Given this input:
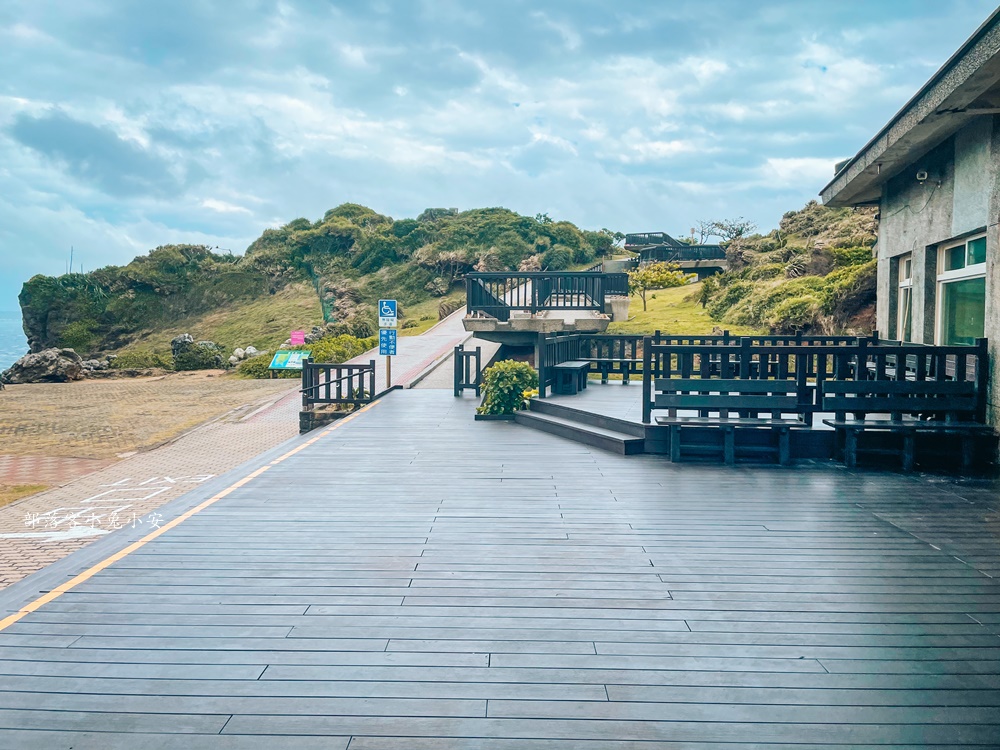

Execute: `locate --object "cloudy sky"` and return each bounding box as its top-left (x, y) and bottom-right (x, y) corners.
top-left (1, 0), bottom-right (996, 311)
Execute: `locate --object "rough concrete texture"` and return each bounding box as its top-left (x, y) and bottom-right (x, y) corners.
top-left (875, 115), bottom-right (998, 428)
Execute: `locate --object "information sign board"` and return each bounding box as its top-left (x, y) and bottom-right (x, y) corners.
top-left (269, 350), bottom-right (311, 370)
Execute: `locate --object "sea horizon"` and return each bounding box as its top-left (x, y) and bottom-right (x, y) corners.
top-left (0, 310), bottom-right (28, 371)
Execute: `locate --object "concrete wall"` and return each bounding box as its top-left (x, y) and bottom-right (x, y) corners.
top-left (876, 114), bottom-right (998, 425)
top-left (986, 117), bottom-right (1000, 429)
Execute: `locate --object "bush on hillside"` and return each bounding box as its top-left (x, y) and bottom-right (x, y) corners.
top-left (701, 202), bottom-right (878, 334)
top-left (110, 350), bottom-right (174, 370)
top-left (174, 341), bottom-right (226, 371)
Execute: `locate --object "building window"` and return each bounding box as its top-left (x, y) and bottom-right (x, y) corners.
top-left (897, 255), bottom-right (912, 341)
top-left (937, 235), bottom-right (986, 345)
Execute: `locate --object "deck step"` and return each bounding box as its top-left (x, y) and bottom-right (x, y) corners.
top-left (514, 411), bottom-right (645, 455)
top-left (527, 399), bottom-right (646, 437)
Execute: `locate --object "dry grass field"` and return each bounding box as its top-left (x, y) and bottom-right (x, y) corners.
top-left (0, 371), bottom-right (295, 460)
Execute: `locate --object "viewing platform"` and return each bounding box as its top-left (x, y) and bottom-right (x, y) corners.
top-left (462, 271), bottom-right (629, 345)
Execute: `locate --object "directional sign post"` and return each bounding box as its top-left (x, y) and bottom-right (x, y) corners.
top-left (378, 300), bottom-right (398, 389)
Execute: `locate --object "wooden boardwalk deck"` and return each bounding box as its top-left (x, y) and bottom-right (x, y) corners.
top-left (0, 389), bottom-right (999, 747)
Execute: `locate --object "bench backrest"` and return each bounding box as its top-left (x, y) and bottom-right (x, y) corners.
top-left (820, 380), bottom-right (978, 420)
top-left (654, 378), bottom-right (806, 418)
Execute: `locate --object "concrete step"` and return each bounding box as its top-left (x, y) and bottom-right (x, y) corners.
top-left (527, 399), bottom-right (646, 437)
top-left (514, 411), bottom-right (645, 455)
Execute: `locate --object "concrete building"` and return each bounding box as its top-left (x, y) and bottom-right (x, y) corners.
top-left (820, 8), bottom-right (1000, 425)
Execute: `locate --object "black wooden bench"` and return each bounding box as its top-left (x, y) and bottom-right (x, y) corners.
top-left (592, 358), bottom-right (642, 384)
top-left (820, 380), bottom-right (993, 470)
top-left (551, 360), bottom-right (591, 395)
top-left (652, 379), bottom-right (810, 465)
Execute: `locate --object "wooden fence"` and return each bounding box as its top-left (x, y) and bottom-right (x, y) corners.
top-left (640, 337), bottom-right (988, 424)
top-left (300, 359), bottom-right (377, 410)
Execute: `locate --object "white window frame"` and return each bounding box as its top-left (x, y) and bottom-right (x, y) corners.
top-left (935, 234), bottom-right (986, 345)
top-left (897, 254), bottom-right (912, 342)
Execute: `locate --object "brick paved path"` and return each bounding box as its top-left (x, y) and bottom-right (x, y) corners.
top-left (0, 456), bottom-right (115, 486)
top-left (0, 386), bottom-right (301, 588)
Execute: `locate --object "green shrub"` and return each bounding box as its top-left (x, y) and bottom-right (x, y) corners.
top-left (174, 341), bottom-right (225, 370)
top-left (110, 350), bottom-right (174, 369)
top-left (59, 319), bottom-right (100, 353)
top-left (707, 280), bottom-right (754, 319)
top-left (477, 360), bottom-right (539, 415)
top-left (765, 295), bottom-right (823, 332)
top-left (831, 246), bottom-right (873, 267)
top-left (297, 334), bottom-right (377, 364)
top-left (541, 245), bottom-right (573, 271)
top-left (237, 356), bottom-right (297, 379)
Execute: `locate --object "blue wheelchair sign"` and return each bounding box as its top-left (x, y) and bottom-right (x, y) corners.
top-left (379, 328), bottom-right (397, 356)
top-left (378, 299), bottom-right (397, 328)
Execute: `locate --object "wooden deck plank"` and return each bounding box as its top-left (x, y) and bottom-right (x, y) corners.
top-left (0, 389), bottom-right (997, 745)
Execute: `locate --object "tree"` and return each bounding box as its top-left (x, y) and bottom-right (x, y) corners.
top-left (694, 220), bottom-right (715, 243)
top-left (699, 217), bottom-right (758, 243)
top-left (627, 262), bottom-right (693, 311)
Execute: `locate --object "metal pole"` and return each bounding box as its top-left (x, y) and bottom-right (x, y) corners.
top-left (386, 355), bottom-right (391, 390)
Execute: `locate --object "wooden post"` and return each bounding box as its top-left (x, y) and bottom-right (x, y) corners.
top-left (474, 346), bottom-right (482, 397)
top-left (642, 336), bottom-right (652, 424)
top-left (301, 358), bottom-right (313, 411)
top-left (536, 332), bottom-right (546, 399)
top-left (975, 338), bottom-right (989, 423)
top-left (453, 344), bottom-right (463, 397)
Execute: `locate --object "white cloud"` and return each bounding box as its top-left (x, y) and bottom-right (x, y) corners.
top-left (2, 0), bottom-right (995, 313)
top-left (760, 157), bottom-right (838, 187)
top-left (201, 198), bottom-right (252, 215)
top-left (531, 12), bottom-right (582, 51)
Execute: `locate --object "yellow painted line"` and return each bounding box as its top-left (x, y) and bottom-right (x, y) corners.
top-left (0, 399), bottom-right (381, 633)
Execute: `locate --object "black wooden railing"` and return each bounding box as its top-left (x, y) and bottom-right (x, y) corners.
top-left (536, 331), bottom-right (887, 397)
top-left (640, 337), bottom-right (989, 424)
top-left (625, 232), bottom-right (680, 248)
top-left (640, 246), bottom-right (727, 263)
top-left (301, 359), bottom-right (377, 409)
top-left (454, 344), bottom-right (482, 397)
top-left (466, 272), bottom-right (628, 321)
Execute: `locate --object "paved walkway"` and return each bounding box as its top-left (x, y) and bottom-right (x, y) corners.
top-left (0, 389), bottom-right (998, 746)
top-left (349, 308), bottom-right (473, 390)
top-left (0, 387), bottom-right (302, 588)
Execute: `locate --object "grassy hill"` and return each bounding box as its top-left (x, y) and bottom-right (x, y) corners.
top-left (697, 201), bottom-right (878, 335)
top-left (609, 283), bottom-right (762, 336)
top-left (18, 206), bottom-right (618, 358)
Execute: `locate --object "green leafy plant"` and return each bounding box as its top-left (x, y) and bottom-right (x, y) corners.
top-left (476, 360), bottom-right (539, 415)
top-left (174, 341), bottom-right (225, 371)
top-left (289, 334), bottom-right (377, 364)
top-left (110, 350), bottom-right (174, 370)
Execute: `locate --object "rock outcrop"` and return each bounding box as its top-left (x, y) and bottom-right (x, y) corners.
top-left (1, 348), bottom-right (85, 384)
